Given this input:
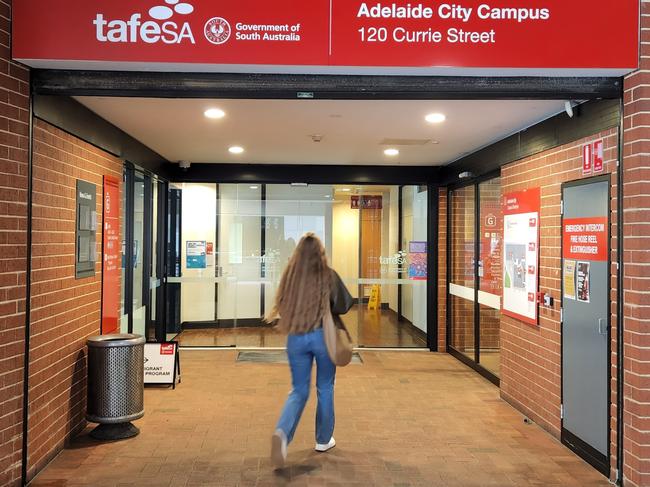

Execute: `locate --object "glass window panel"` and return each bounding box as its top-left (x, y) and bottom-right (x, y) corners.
top-left (449, 185), bottom-right (476, 359)
top-left (132, 172), bottom-right (146, 336)
top-left (478, 177), bottom-right (502, 377)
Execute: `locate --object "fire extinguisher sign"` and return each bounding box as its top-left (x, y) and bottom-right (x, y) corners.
top-left (583, 139), bottom-right (604, 176)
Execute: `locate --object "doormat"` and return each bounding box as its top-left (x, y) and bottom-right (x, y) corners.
top-left (237, 351), bottom-right (363, 364)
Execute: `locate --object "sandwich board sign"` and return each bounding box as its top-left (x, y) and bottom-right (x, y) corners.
top-left (144, 342), bottom-right (180, 388)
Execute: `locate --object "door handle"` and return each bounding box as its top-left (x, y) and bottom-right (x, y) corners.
top-left (597, 318), bottom-right (608, 335)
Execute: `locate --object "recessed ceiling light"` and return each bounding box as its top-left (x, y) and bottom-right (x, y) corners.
top-left (432, 140), bottom-right (440, 145)
top-left (325, 195), bottom-right (331, 198)
top-left (249, 185), bottom-right (259, 190)
top-left (341, 188), bottom-right (351, 192)
top-left (229, 146), bottom-right (244, 154)
top-left (204, 108), bottom-right (225, 119)
top-left (384, 148), bottom-right (399, 157)
top-left (425, 113), bottom-right (446, 124)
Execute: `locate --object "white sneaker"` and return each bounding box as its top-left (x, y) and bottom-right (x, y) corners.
top-left (271, 429), bottom-right (287, 468)
top-left (315, 437), bottom-right (336, 452)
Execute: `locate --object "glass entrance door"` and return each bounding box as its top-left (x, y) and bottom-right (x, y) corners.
top-left (449, 185), bottom-right (476, 360)
top-left (171, 182), bottom-right (428, 348)
top-left (448, 177), bottom-right (502, 382)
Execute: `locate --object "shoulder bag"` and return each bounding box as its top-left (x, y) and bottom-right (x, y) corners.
top-left (323, 303), bottom-right (354, 366)
top-left (323, 269), bottom-right (354, 366)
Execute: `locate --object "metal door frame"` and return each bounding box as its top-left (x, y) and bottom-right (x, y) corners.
top-left (560, 174), bottom-right (612, 477)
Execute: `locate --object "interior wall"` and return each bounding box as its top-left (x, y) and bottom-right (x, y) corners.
top-left (332, 198), bottom-right (359, 298)
top-left (29, 119), bottom-right (123, 480)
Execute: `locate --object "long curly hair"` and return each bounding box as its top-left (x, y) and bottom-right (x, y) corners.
top-left (265, 233), bottom-right (331, 335)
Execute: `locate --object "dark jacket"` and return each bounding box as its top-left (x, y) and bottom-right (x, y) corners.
top-left (329, 269), bottom-right (354, 318)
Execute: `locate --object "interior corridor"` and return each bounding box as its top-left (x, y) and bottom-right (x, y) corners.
top-left (30, 352), bottom-right (607, 487)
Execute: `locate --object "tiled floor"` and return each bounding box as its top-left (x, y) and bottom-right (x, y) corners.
top-left (30, 351), bottom-right (609, 487)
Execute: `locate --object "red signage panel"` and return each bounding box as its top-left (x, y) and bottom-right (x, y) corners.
top-left (101, 176), bottom-right (120, 335)
top-left (12, 1), bottom-right (638, 72)
top-left (593, 139), bottom-right (604, 173)
top-left (562, 217), bottom-right (608, 262)
top-left (351, 195), bottom-right (382, 209)
top-left (582, 143), bottom-right (593, 176)
top-left (502, 187), bottom-right (540, 327)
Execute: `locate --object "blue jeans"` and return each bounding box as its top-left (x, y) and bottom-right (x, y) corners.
top-left (276, 327), bottom-right (336, 445)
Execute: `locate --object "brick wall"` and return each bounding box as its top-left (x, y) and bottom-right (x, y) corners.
top-left (438, 188), bottom-right (447, 351)
top-left (621, 2), bottom-right (650, 485)
top-left (27, 119), bottom-right (122, 479)
top-left (499, 129), bottom-right (619, 476)
top-left (0, 0), bottom-right (30, 485)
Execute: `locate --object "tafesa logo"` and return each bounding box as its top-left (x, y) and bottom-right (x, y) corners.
top-left (93, 0), bottom-right (196, 44)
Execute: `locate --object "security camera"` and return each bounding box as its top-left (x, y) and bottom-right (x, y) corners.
top-left (179, 160), bottom-right (191, 171)
top-left (565, 101), bottom-right (574, 118)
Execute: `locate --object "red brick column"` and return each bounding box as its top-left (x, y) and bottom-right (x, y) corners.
top-left (438, 188), bottom-right (447, 351)
top-left (622, 3), bottom-right (650, 485)
top-left (0, 1), bottom-right (30, 486)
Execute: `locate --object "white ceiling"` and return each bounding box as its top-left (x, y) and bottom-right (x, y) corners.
top-left (75, 97), bottom-right (566, 166)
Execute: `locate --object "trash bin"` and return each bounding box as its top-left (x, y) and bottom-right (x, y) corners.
top-left (86, 334), bottom-right (145, 440)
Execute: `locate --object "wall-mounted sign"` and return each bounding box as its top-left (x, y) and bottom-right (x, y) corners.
top-left (408, 241), bottom-right (427, 280)
top-left (12, 1), bottom-right (638, 75)
top-left (351, 195), bottom-right (382, 209)
top-left (593, 139), bottom-right (604, 173)
top-left (186, 240), bottom-right (207, 268)
top-left (502, 187), bottom-right (540, 326)
top-left (583, 139), bottom-right (605, 176)
top-left (76, 180), bottom-right (97, 279)
top-left (101, 176), bottom-right (120, 334)
top-left (582, 143), bottom-right (593, 176)
top-left (144, 342), bottom-right (180, 387)
top-left (562, 217), bottom-right (608, 262)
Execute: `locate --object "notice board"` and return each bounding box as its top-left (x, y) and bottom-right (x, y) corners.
top-left (502, 188), bottom-right (540, 326)
top-left (75, 180), bottom-right (97, 279)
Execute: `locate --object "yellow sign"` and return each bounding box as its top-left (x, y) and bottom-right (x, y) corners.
top-left (368, 284), bottom-right (381, 310)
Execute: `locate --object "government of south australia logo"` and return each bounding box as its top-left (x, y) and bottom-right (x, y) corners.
top-left (204, 17), bottom-right (231, 45)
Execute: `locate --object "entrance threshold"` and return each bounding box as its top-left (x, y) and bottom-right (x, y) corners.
top-left (179, 346), bottom-right (430, 352)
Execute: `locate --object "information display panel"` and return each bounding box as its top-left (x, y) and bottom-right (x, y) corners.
top-left (502, 187), bottom-right (540, 326)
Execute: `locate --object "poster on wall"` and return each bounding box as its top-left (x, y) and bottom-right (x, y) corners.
top-left (502, 188), bottom-right (540, 326)
top-left (563, 259), bottom-right (577, 300)
top-left (408, 241), bottom-right (427, 280)
top-left (479, 204), bottom-right (502, 296)
top-left (576, 261), bottom-right (591, 303)
top-left (101, 175), bottom-right (120, 334)
top-left (186, 240), bottom-right (207, 269)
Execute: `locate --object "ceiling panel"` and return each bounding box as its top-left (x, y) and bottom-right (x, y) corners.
top-left (75, 97), bottom-right (566, 166)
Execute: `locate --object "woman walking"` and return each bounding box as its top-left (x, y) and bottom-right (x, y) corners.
top-left (266, 233), bottom-right (353, 468)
